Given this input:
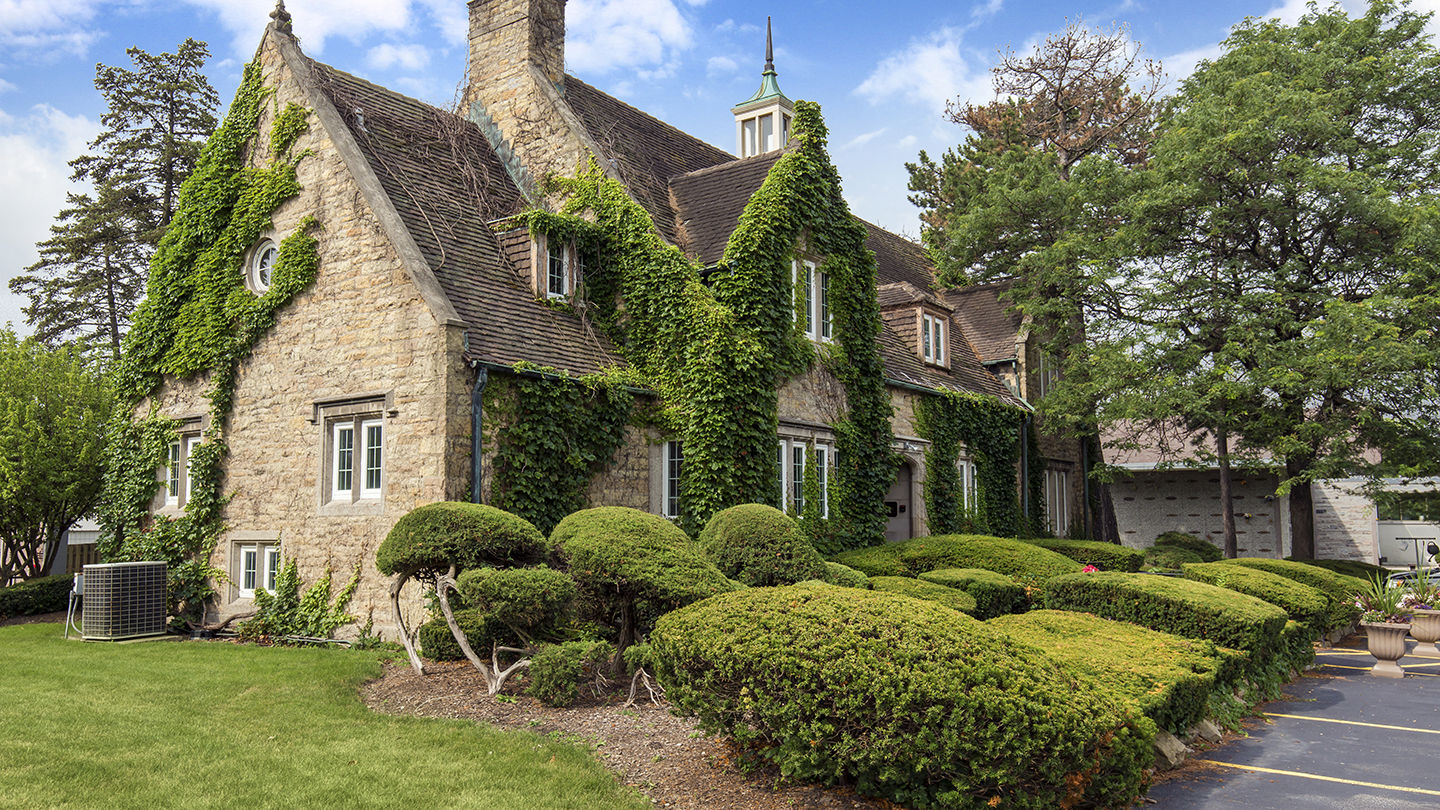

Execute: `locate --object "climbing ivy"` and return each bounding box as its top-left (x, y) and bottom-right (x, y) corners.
top-left (914, 390), bottom-right (1031, 538)
top-left (486, 362), bottom-right (636, 535)
top-left (1024, 419), bottom-right (1048, 537)
top-left (97, 59), bottom-right (320, 622)
top-left (519, 102), bottom-right (892, 544)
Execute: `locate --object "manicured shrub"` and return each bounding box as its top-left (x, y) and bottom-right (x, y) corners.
top-left (1219, 558), bottom-right (1365, 631)
top-left (828, 545), bottom-right (907, 577)
top-left (698, 504), bottom-right (827, 586)
top-left (1023, 538), bottom-right (1144, 572)
top-left (1286, 558), bottom-right (1389, 584)
top-left (651, 584), bottom-right (1154, 809)
top-left (0, 574), bottom-right (72, 619)
top-left (1153, 532), bottom-right (1222, 562)
top-left (821, 561), bottom-right (869, 589)
top-left (869, 576), bottom-right (978, 615)
top-left (833, 535), bottom-right (1081, 586)
top-left (526, 640), bottom-right (616, 707)
top-left (1181, 562), bottom-right (1329, 635)
top-left (918, 568), bottom-right (1028, 619)
top-left (377, 502), bottom-right (549, 578)
top-left (455, 565), bottom-right (575, 642)
top-left (990, 610), bottom-right (1227, 734)
top-left (1043, 572), bottom-right (1288, 659)
top-left (551, 506), bottom-right (734, 653)
top-left (1143, 546), bottom-right (1203, 571)
top-left (418, 608), bottom-right (502, 661)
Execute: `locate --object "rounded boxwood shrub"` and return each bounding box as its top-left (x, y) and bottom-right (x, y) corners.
top-left (377, 502), bottom-right (548, 578)
top-left (1024, 538), bottom-right (1143, 572)
top-left (698, 504), bottom-right (827, 586)
top-left (1219, 558), bottom-right (1364, 631)
top-left (1143, 546), bottom-right (1203, 571)
top-left (821, 561), bottom-right (869, 589)
top-left (989, 610), bottom-right (1227, 734)
top-left (834, 535), bottom-right (1081, 586)
top-left (527, 640), bottom-right (616, 707)
top-left (1043, 571), bottom-right (1288, 659)
top-left (1153, 532), bottom-right (1222, 562)
top-left (455, 565), bottom-right (575, 642)
top-left (869, 576), bottom-right (978, 615)
top-left (1181, 562), bottom-right (1329, 635)
top-left (1288, 558), bottom-right (1389, 582)
top-left (828, 545), bottom-right (907, 577)
top-left (0, 574), bottom-right (72, 619)
top-left (918, 568), bottom-right (1028, 619)
top-left (418, 608), bottom-right (502, 661)
top-left (651, 584), bottom-right (1154, 809)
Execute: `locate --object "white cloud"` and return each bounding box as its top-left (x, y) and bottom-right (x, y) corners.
top-left (0, 79), bottom-right (15, 93)
top-left (855, 27), bottom-right (992, 114)
top-left (898, 134), bottom-right (918, 148)
top-left (0, 104), bottom-right (100, 332)
top-left (842, 128), bottom-right (888, 150)
top-left (179, 0), bottom-right (414, 57)
top-left (0, 0), bottom-right (103, 56)
top-left (566, 0), bottom-right (693, 75)
top-left (414, 0), bottom-right (470, 47)
top-left (367, 43), bottom-right (430, 72)
top-left (972, 0), bottom-right (1004, 21)
top-left (706, 55), bottom-right (738, 75)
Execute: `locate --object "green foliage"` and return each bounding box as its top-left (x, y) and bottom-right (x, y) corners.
top-left (0, 331), bottom-right (113, 583)
top-left (454, 565), bottom-right (575, 643)
top-left (826, 545), bottom-right (908, 577)
top-left (376, 502), bottom-right (548, 579)
top-left (486, 366), bottom-right (634, 536)
top-left (0, 575), bottom-right (73, 619)
top-left (1043, 572), bottom-right (1289, 665)
top-left (1287, 558), bottom-right (1389, 582)
top-left (1219, 558), bottom-right (1364, 630)
top-left (1181, 562), bottom-right (1330, 635)
top-left (1143, 546), bottom-right (1204, 572)
top-left (698, 503), bottom-right (827, 586)
top-left (834, 534), bottom-right (1082, 588)
top-left (1154, 532), bottom-right (1222, 562)
top-left (1024, 538), bottom-right (1143, 572)
top-left (419, 608), bottom-right (502, 661)
top-left (238, 558), bottom-right (360, 641)
top-left (918, 568), bottom-right (1028, 619)
top-left (526, 640), bottom-right (616, 707)
top-left (990, 610), bottom-right (1229, 735)
top-left (914, 390), bottom-right (1025, 537)
top-left (527, 102), bottom-right (892, 545)
top-left (821, 561), bottom-right (870, 589)
top-left (868, 575), bottom-right (977, 615)
top-left (651, 583), bottom-right (1153, 809)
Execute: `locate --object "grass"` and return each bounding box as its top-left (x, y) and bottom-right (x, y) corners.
top-left (0, 623), bottom-right (647, 809)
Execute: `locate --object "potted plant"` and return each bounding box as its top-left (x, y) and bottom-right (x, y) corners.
top-left (1404, 569), bottom-right (1440, 657)
top-left (1356, 575), bottom-right (1411, 678)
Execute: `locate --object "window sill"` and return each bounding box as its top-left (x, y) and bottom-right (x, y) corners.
top-left (318, 498), bottom-right (385, 517)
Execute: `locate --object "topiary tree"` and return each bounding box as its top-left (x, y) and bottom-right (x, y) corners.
top-left (455, 565), bottom-right (575, 646)
top-left (551, 506), bottom-right (733, 661)
top-left (375, 501), bottom-right (548, 676)
top-left (698, 503), bottom-right (827, 586)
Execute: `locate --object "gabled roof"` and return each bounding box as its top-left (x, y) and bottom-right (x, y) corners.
top-left (877, 281), bottom-right (952, 312)
top-left (942, 280), bottom-right (1023, 364)
top-left (669, 151), bottom-right (786, 263)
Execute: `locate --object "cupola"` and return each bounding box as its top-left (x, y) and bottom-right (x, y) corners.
top-left (731, 17), bottom-right (794, 158)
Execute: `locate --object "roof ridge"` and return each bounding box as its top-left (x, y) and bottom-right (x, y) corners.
top-left (565, 74), bottom-right (733, 167)
top-left (670, 149), bottom-right (786, 183)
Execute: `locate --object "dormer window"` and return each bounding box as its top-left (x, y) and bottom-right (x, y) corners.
top-left (793, 258), bottom-right (832, 342)
top-left (546, 239), bottom-right (569, 298)
top-left (921, 312), bottom-right (946, 366)
top-left (534, 233), bottom-right (591, 301)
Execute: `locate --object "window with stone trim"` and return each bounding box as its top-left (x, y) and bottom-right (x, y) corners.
top-left (314, 394), bottom-right (393, 507)
top-left (1045, 468), bottom-right (1071, 536)
top-left (792, 259), bottom-right (832, 342)
top-left (662, 441), bottom-right (683, 519)
top-left (161, 425), bottom-right (203, 509)
top-left (237, 542), bottom-right (281, 599)
top-left (922, 312), bottom-right (946, 366)
top-left (777, 436), bottom-right (832, 517)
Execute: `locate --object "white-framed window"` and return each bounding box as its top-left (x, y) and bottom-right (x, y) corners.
top-left (546, 237), bottom-right (569, 298)
top-left (922, 312), bottom-right (946, 365)
top-left (1034, 349), bottom-right (1060, 400)
top-left (163, 432), bottom-right (202, 508)
top-left (662, 441), bottom-right (683, 519)
top-left (960, 457), bottom-right (978, 511)
top-left (165, 441), bottom-right (182, 506)
top-left (777, 437), bottom-right (832, 517)
top-left (793, 259), bottom-right (832, 342)
top-left (247, 238), bottom-right (277, 294)
top-left (330, 415), bottom-right (383, 503)
top-left (1045, 468), bottom-right (1071, 536)
top-left (238, 543), bottom-right (282, 599)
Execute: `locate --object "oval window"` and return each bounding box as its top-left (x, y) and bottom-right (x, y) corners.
top-left (249, 240), bottom-right (278, 293)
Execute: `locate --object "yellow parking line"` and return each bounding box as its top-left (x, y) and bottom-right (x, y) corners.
top-left (1322, 663), bottom-right (1438, 677)
top-left (1194, 761), bottom-right (1440, 797)
top-left (1263, 712), bottom-right (1440, 735)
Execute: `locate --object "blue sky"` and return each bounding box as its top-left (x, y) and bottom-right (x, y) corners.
top-left (0, 0), bottom-right (1419, 332)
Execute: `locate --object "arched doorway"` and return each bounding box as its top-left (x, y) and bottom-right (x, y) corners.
top-left (885, 460), bottom-right (914, 543)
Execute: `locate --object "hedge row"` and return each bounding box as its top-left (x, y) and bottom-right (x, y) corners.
top-left (989, 610), bottom-right (1227, 734)
top-left (699, 504), bottom-right (826, 586)
top-left (869, 576), bottom-right (977, 615)
top-left (832, 535), bottom-right (1081, 586)
top-left (652, 584), bottom-right (1153, 809)
top-left (1154, 532), bottom-right (1222, 562)
top-left (0, 574), bottom-right (72, 619)
top-left (1287, 558), bottom-right (1388, 582)
top-left (917, 568), bottom-right (1028, 619)
top-left (1143, 546), bottom-right (1205, 571)
top-left (822, 562), bottom-right (870, 589)
top-left (1181, 562), bottom-right (1329, 635)
top-left (1023, 539), bottom-right (1143, 572)
top-left (1219, 558), bottom-right (1363, 632)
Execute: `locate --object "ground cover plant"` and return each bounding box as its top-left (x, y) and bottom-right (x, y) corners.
top-left (1023, 538), bottom-right (1143, 572)
top-left (868, 575), bottom-right (978, 615)
top-left (651, 583), bottom-right (1153, 810)
top-left (1181, 562), bottom-right (1329, 636)
top-left (1152, 532), bottom-right (1223, 562)
top-left (698, 503), bottom-right (827, 586)
top-left (989, 610), bottom-right (1228, 734)
top-left (1218, 558), bottom-right (1364, 631)
top-left (832, 534), bottom-right (1081, 586)
top-left (0, 623), bottom-right (645, 809)
top-left (917, 568), bottom-right (1028, 619)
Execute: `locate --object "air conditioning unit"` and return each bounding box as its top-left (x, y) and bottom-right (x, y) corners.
top-left (82, 561), bottom-right (167, 641)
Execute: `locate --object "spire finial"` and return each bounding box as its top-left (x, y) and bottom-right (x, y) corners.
top-left (270, 0), bottom-right (293, 35)
top-left (764, 16), bottom-right (775, 74)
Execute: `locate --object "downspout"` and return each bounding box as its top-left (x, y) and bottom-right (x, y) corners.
top-left (469, 361), bottom-right (489, 504)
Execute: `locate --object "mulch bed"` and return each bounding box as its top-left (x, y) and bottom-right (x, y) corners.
top-left (360, 660), bottom-right (896, 809)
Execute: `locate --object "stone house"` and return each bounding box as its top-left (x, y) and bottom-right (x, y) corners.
top-left (132, 1), bottom-right (1085, 633)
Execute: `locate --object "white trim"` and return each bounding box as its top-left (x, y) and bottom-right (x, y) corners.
top-left (662, 441), bottom-right (683, 519)
top-left (792, 258), bottom-right (831, 343)
top-left (545, 236), bottom-right (569, 299)
top-left (922, 313), bottom-right (945, 365)
top-left (1045, 468), bottom-right (1071, 536)
top-left (181, 435), bottom-right (201, 505)
top-left (332, 421), bottom-right (355, 500)
top-left (165, 441), bottom-right (181, 507)
top-left (360, 418), bottom-right (383, 499)
top-left (778, 436), bottom-right (834, 516)
top-left (237, 542), bottom-right (281, 599)
top-left (248, 239), bottom-right (278, 294)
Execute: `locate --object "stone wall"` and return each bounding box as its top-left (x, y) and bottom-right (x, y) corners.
top-left (1112, 468), bottom-right (1287, 556)
top-left (1312, 480), bottom-right (1378, 562)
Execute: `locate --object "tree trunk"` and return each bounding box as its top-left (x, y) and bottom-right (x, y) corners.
top-left (1217, 429), bottom-right (1237, 558)
top-left (1288, 470), bottom-right (1316, 560)
top-left (389, 574), bottom-right (426, 676)
top-left (436, 567), bottom-right (494, 685)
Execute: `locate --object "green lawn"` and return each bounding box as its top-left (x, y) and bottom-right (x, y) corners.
top-left (0, 623), bottom-right (647, 809)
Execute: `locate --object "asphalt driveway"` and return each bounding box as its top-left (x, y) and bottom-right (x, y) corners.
top-left (1147, 639), bottom-right (1440, 809)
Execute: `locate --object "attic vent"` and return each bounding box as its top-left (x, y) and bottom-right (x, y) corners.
top-left (81, 562), bottom-right (167, 641)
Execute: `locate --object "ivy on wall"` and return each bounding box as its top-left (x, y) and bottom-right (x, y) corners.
top-left (914, 390), bottom-right (1034, 538)
top-left (97, 59), bottom-right (320, 621)
top-left (1024, 419), bottom-right (1048, 537)
top-left (517, 102), bottom-right (893, 545)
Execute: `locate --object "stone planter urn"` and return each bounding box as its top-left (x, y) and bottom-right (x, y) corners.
top-left (1411, 610), bottom-right (1440, 657)
top-left (1363, 622), bottom-right (1410, 677)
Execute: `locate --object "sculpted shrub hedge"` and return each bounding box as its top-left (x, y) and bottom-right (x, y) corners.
top-left (1288, 558), bottom-right (1388, 582)
top-left (990, 610), bottom-right (1227, 734)
top-left (827, 545), bottom-right (907, 577)
top-left (869, 576), bottom-right (977, 615)
top-left (376, 502), bottom-right (549, 577)
top-left (833, 535), bottom-right (1081, 586)
top-left (1143, 546), bottom-right (1204, 571)
top-left (527, 640), bottom-right (616, 708)
top-left (1153, 532), bottom-right (1222, 562)
top-left (651, 584), bottom-right (1153, 809)
top-left (918, 568), bottom-right (1028, 619)
top-left (698, 504), bottom-right (827, 586)
top-left (822, 561), bottom-right (869, 589)
top-left (1218, 558), bottom-right (1363, 631)
top-left (455, 565), bottom-right (575, 643)
top-left (1181, 562), bottom-right (1329, 635)
top-left (418, 608), bottom-right (501, 661)
top-left (1024, 538), bottom-right (1143, 572)
top-left (0, 574), bottom-right (72, 619)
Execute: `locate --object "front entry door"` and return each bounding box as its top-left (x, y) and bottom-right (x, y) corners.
top-left (885, 463), bottom-right (913, 543)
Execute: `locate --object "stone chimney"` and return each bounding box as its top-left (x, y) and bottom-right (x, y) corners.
top-left (467, 0), bottom-right (566, 93)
